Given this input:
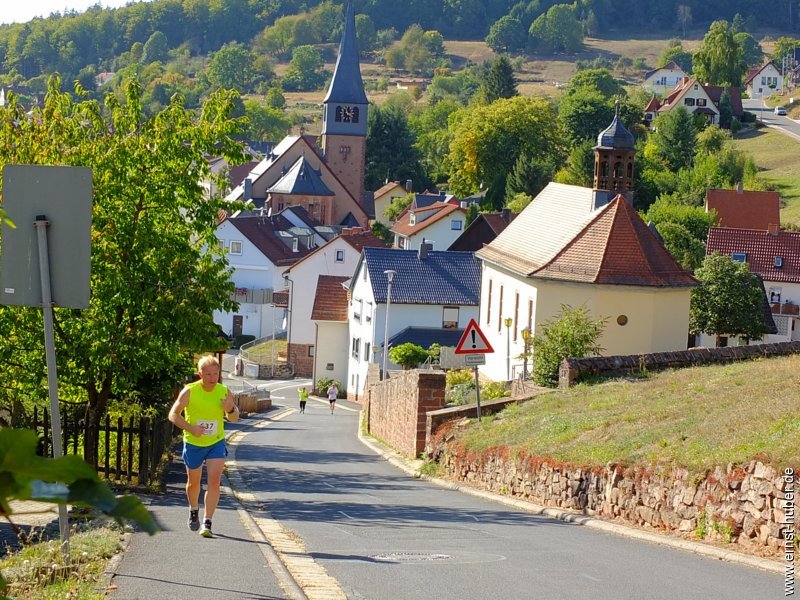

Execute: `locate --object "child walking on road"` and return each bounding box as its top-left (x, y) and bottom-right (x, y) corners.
top-left (327, 383), bottom-right (338, 414)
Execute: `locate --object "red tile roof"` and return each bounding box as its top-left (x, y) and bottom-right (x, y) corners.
top-left (341, 230), bottom-right (387, 252)
top-left (482, 211), bottom-right (517, 235)
top-left (391, 202), bottom-right (466, 236)
top-left (311, 276), bottom-right (350, 321)
top-left (705, 188), bottom-right (780, 230)
top-left (535, 196), bottom-right (697, 287)
top-left (706, 227), bottom-right (800, 283)
top-left (644, 95), bottom-right (661, 111)
top-left (373, 181), bottom-right (405, 198)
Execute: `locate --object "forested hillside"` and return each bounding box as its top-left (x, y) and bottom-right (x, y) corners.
top-left (0, 0), bottom-right (797, 87)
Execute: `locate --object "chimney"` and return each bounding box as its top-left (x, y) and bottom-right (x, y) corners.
top-left (418, 239), bottom-right (432, 260)
top-left (341, 227), bottom-right (351, 236)
top-left (500, 208), bottom-right (511, 222)
top-left (460, 201), bottom-right (468, 209)
top-left (405, 179), bottom-right (413, 193)
top-left (736, 181), bottom-right (743, 194)
top-left (768, 223), bottom-right (780, 236)
top-left (243, 178), bottom-right (253, 201)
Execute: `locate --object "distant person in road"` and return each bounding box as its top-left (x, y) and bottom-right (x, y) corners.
top-left (168, 355), bottom-right (239, 538)
top-left (327, 383), bottom-right (338, 414)
top-left (298, 386), bottom-right (308, 413)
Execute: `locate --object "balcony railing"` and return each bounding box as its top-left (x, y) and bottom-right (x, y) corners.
top-left (231, 287), bottom-right (273, 304)
top-left (770, 302), bottom-right (800, 316)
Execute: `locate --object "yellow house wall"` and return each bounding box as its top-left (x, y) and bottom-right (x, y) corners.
top-left (533, 279), bottom-right (691, 356)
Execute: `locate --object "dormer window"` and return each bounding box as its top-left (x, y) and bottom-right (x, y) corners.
top-left (292, 238), bottom-right (299, 252)
top-left (409, 212), bottom-right (416, 226)
top-left (775, 256), bottom-right (784, 268)
top-left (731, 252), bottom-right (747, 263)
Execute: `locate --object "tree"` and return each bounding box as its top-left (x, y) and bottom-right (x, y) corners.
top-left (207, 42), bottom-right (256, 92)
top-left (659, 40), bottom-right (693, 73)
top-left (281, 44), bottom-right (328, 91)
top-left (265, 86), bottom-right (286, 109)
top-left (690, 254), bottom-right (770, 345)
top-left (677, 5), bottom-right (692, 39)
top-left (554, 139), bottom-right (595, 187)
top-left (446, 96), bottom-right (564, 198)
top-left (565, 68), bottom-right (625, 98)
top-left (528, 4), bottom-right (583, 54)
top-left (558, 88), bottom-right (614, 145)
top-left (734, 32), bottom-right (762, 67)
top-left (646, 107), bottom-right (697, 172)
top-left (642, 196), bottom-right (718, 242)
top-left (481, 55), bottom-right (518, 103)
top-left (365, 105), bottom-right (427, 192)
top-left (384, 193), bottom-right (413, 222)
top-left (718, 89), bottom-right (733, 130)
top-left (771, 37), bottom-right (800, 64)
top-left (389, 342), bottom-right (429, 369)
top-left (486, 16), bottom-right (527, 53)
top-left (531, 305), bottom-right (605, 387)
top-left (0, 77), bottom-right (245, 466)
top-left (693, 20), bottom-right (746, 87)
top-left (243, 100), bottom-right (290, 142)
top-left (505, 152), bottom-right (556, 201)
top-left (654, 221), bottom-right (707, 271)
top-left (355, 13), bottom-right (377, 53)
top-left (142, 30), bottom-right (169, 64)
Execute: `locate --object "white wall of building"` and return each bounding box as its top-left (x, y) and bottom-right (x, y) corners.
top-left (313, 321), bottom-right (349, 386)
top-left (405, 214), bottom-right (466, 251)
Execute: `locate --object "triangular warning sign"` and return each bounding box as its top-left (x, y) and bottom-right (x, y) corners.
top-left (455, 319), bottom-right (494, 354)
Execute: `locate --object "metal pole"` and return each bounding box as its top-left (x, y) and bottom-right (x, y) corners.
top-left (34, 216), bottom-right (70, 559)
top-left (474, 366), bottom-right (481, 421)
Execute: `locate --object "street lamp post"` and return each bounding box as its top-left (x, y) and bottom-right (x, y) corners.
top-left (521, 327), bottom-right (531, 380)
top-left (504, 317), bottom-right (512, 381)
top-left (382, 270), bottom-right (396, 380)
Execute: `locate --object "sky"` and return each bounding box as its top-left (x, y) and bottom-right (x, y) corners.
top-left (1, 1), bottom-right (155, 25)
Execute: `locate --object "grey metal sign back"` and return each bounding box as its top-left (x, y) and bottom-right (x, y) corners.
top-left (1, 165), bottom-right (92, 309)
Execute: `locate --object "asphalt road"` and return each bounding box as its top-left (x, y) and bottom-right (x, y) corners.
top-left (234, 389), bottom-right (783, 600)
top-left (743, 98), bottom-right (800, 140)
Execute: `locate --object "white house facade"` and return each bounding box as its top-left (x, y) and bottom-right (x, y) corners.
top-left (391, 202), bottom-right (467, 251)
top-left (745, 62), bottom-right (783, 98)
top-left (643, 61), bottom-right (687, 95)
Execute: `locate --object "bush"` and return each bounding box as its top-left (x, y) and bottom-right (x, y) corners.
top-left (446, 368), bottom-right (473, 387)
top-left (481, 381), bottom-right (510, 400)
top-left (445, 381), bottom-right (475, 406)
top-left (532, 305), bottom-right (606, 387)
top-left (730, 117), bottom-right (741, 134)
top-left (389, 342), bottom-right (429, 369)
top-left (315, 377), bottom-right (343, 397)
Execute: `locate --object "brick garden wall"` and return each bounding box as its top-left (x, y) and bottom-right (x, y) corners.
top-left (429, 431), bottom-right (796, 558)
top-left (288, 343), bottom-right (314, 378)
top-left (367, 370), bottom-right (446, 458)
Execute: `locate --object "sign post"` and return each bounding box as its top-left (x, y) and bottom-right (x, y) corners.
top-left (1, 165), bottom-right (92, 559)
top-left (454, 319), bottom-right (494, 421)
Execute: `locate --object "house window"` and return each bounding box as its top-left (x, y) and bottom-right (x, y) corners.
top-left (292, 238), bottom-right (299, 252)
top-left (718, 336), bottom-right (728, 348)
top-left (364, 342), bottom-right (371, 359)
top-left (761, 76), bottom-right (766, 85)
top-left (397, 236), bottom-right (407, 249)
top-left (351, 337), bottom-right (360, 360)
top-left (354, 298), bottom-right (362, 322)
top-left (451, 219), bottom-right (462, 230)
top-left (308, 346), bottom-right (315, 357)
top-left (366, 302), bottom-right (373, 322)
top-left (498, 285), bottom-right (504, 332)
top-left (775, 256), bottom-right (784, 268)
top-left (731, 252), bottom-right (747, 263)
top-left (335, 249), bottom-right (345, 263)
top-left (770, 287), bottom-right (782, 303)
top-left (696, 98), bottom-right (706, 107)
top-left (486, 279), bottom-right (493, 325)
top-left (229, 240), bottom-right (243, 255)
top-left (684, 97), bottom-right (695, 106)
top-left (443, 306), bottom-right (459, 329)
top-left (326, 363), bottom-right (334, 371)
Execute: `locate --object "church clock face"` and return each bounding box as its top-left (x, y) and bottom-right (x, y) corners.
top-left (335, 105), bottom-right (359, 124)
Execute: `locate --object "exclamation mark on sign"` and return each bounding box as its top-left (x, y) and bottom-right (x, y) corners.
top-left (471, 330), bottom-right (476, 348)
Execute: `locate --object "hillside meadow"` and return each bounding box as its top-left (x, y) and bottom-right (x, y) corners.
top-left (453, 354), bottom-right (800, 471)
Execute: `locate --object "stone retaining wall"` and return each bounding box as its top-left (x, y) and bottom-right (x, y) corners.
top-left (429, 433), bottom-right (796, 557)
top-left (560, 341), bottom-right (800, 388)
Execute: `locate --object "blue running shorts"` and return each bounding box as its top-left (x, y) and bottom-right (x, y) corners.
top-left (182, 439), bottom-right (227, 469)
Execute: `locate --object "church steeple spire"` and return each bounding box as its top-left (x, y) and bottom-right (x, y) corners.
top-left (323, 1), bottom-right (368, 106)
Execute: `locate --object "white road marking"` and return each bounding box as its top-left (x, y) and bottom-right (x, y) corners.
top-left (323, 482), bottom-right (336, 488)
top-left (338, 510), bottom-right (355, 520)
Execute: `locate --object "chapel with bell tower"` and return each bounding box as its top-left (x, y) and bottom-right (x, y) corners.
top-left (321, 0), bottom-right (368, 206)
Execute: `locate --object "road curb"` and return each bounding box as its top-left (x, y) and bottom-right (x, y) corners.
top-left (355, 414), bottom-right (784, 575)
top-left (226, 411), bottom-right (348, 600)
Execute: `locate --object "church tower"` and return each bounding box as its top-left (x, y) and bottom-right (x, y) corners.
top-left (593, 101), bottom-right (637, 208)
top-left (321, 1), bottom-right (368, 206)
